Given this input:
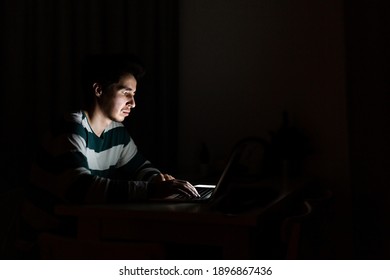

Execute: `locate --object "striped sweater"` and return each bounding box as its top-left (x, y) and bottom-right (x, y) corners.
top-left (29, 111), bottom-right (161, 207)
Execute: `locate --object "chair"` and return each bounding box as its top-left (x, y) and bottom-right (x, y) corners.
top-left (280, 200), bottom-right (312, 259)
top-left (38, 233), bottom-right (165, 260)
top-left (300, 185), bottom-right (334, 258)
top-left (282, 185), bottom-right (333, 259)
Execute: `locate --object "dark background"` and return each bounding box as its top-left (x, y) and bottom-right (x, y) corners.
top-left (1, 0), bottom-right (389, 259)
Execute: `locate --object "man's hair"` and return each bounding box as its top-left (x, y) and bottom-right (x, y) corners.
top-left (81, 53), bottom-right (145, 107)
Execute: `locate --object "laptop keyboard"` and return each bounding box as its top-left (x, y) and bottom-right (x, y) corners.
top-left (175, 187), bottom-right (213, 200)
top-left (197, 187), bottom-right (213, 198)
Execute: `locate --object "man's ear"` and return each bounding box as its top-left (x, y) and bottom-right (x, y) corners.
top-left (93, 83), bottom-right (103, 97)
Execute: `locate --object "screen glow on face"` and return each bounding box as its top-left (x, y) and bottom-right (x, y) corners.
top-left (101, 74), bottom-right (137, 122)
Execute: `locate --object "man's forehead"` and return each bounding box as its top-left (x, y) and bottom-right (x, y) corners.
top-left (117, 75), bottom-right (137, 89)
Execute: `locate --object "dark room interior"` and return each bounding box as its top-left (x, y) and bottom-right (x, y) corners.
top-left (1, 0), bottom-right (389, 260)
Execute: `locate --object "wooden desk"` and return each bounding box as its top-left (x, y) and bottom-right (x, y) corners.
top-left (56, 179), bottom-right (303, 259)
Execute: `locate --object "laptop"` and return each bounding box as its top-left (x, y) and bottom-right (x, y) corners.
top-left (156, 144), bottom-right (239, 204)
top-left (152, 139), bottom-right (281, 215)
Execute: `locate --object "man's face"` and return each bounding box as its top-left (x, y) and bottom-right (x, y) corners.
top-left (99, 73), bottom-right (137, 123)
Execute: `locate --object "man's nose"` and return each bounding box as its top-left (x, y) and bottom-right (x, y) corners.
top-left (127, 97), bottom-right (136, 108)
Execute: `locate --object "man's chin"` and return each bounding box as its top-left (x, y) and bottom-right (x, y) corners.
top-left (111, 115), bottom-right (127, 123)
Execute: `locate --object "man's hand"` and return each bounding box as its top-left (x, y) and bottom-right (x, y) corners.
top-left (149, 174), bottom-right (200, 199)
top-left (151, 173), bottom-right (175, 182)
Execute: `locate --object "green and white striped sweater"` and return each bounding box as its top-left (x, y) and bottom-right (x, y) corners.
top-left (29, 111), bottom-right (161, 207)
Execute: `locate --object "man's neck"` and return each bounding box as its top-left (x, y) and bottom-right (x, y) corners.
top-left (84, 108), bottom-right (111, 137)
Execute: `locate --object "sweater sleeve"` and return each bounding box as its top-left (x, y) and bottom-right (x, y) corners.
top-left (115, 137), bottom-right (161, 182)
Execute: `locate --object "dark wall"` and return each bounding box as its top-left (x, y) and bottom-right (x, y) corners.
top-left (178, 0), bottom-right (352, 258)
top-left (345, 0), bottom-right (390, 259)
top-left (178, 0), bottom-right (390, 259)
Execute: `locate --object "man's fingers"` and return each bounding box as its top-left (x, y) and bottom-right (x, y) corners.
top-left (164, 174), bottom-right (175, 181)
top-left (153, 177), bottom-right (199, 198)
top-left (158, 174), bottom-right (175, 181)
top-left (173, 180), bottom-right (200, 197)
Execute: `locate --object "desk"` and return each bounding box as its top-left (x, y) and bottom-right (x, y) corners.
top-left (56, 179), bottom-right (304, 259)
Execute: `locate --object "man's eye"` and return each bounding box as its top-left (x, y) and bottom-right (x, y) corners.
top-left (122, 90), bottom-right (135, 97)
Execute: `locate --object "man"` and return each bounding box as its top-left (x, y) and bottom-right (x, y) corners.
top-left (25, 54), bottom-right (198, 238)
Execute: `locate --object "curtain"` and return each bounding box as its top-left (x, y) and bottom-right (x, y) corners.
top-left (0, 0), bottom-right (180, 189)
